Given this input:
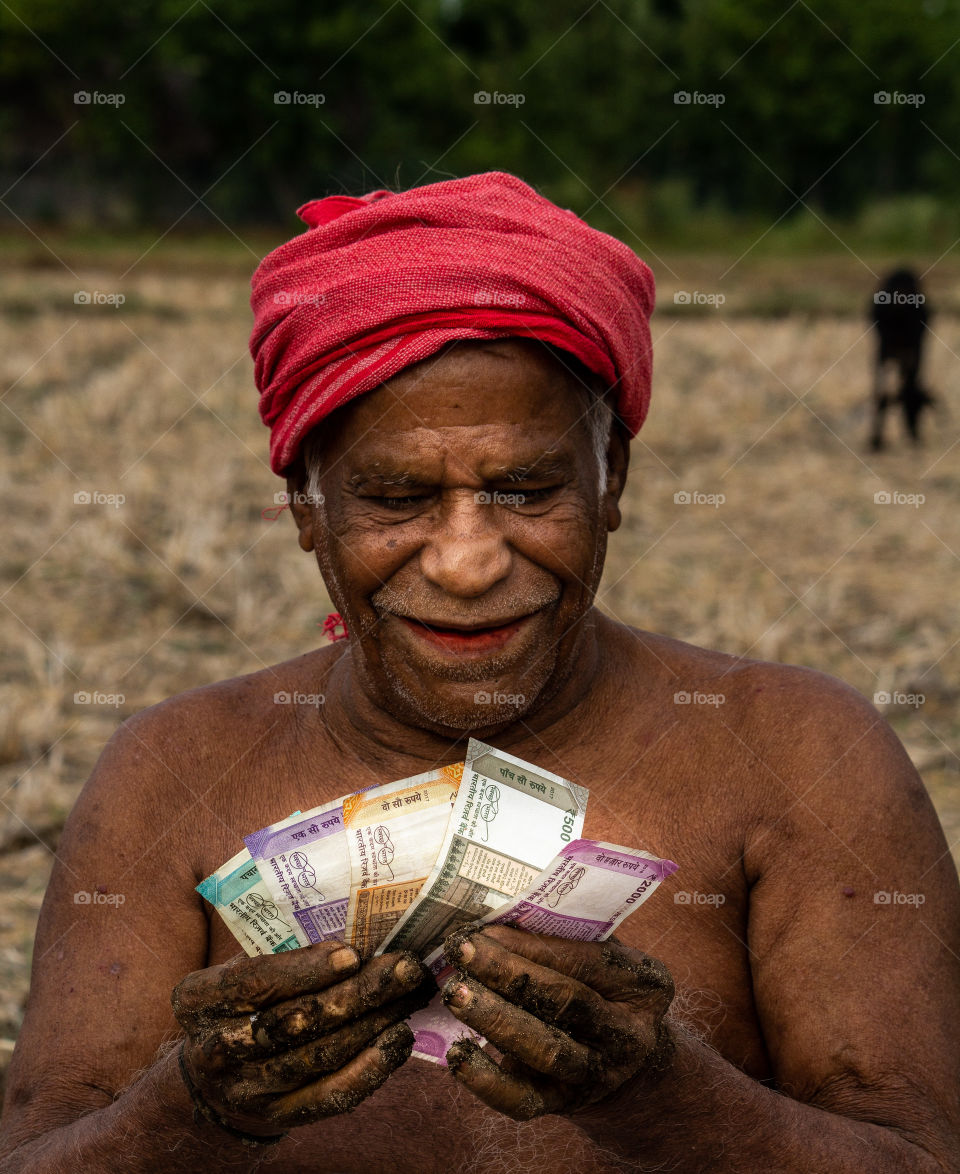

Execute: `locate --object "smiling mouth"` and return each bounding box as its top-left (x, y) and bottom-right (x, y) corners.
top-left (394, 612), bottom-right (538, 654)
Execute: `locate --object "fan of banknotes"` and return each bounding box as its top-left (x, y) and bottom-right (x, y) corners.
top-left (198, 738), bottom-right (678, 1065)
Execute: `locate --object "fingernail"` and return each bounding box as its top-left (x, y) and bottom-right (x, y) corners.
top-left (330, 947), bottom-right (359, 972)
top-left (443, 980), bottom-right (471, 1009)
top-left (455, 939), bottom-right (475, 964)
top-left (394, 956), bottom-right (422, 985)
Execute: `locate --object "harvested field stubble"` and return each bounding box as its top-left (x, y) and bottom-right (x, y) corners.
top-left (1, 248), bottom-right (957, 1103)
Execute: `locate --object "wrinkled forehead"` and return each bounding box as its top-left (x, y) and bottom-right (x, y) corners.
top-left (307, 340), bottom-right (601, 478)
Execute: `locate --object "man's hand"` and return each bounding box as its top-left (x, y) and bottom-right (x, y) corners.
top-left (171, 941), bottom-right (434, 1136)
top-left (440, 925), bottom-right (675, 1121)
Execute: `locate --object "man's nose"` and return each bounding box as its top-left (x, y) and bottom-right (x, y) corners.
top-left (419, 492), bottom-right (512, 597)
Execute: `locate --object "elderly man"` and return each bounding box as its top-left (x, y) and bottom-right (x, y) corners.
top-left (1, 173), bottom-right (958, 1173)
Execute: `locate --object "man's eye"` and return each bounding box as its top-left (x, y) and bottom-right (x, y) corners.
top-left (506, 487), bottom-right (557, 505)
top-left (369, 495), bottom-right (425, 510)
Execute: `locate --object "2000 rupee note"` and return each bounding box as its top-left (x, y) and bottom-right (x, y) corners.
top-left (408, 837), bottom-right (679, 1064)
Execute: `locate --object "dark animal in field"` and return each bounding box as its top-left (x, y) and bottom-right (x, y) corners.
top-left (868, 268), bottom-right (934, 450)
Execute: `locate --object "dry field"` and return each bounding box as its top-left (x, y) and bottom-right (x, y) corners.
top-left (1, 240), bottom-right (958, 1101)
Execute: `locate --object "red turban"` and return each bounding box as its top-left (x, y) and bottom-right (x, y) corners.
top-left (250, 171), bottom-right (655, 475)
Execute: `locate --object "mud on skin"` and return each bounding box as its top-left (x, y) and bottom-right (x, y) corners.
top-left (250, 954), bottom-right (432, 1048)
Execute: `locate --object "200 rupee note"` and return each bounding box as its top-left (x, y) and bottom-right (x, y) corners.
top-left (343, 762), bottom-right (463, 957)
top-left (408, 837), bottom-right (679, 1064)
top-left (380, 738), bottom-right (589, 960)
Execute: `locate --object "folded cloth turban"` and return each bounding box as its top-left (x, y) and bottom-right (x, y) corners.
top-left (250, 171), bottom-right (656, 475)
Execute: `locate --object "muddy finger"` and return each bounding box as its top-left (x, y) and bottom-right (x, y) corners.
top-left (233, 985), bottom-right (435, 1094)
top-left (251, 953), bottom-right (428, 1048)
top-left (264, 1022), bottom-right (415, 1127)
top-left (446, 1039), bottom-right (568, 1121)
top-left (442, 975), bottom-right (600, 1084)
top-left (445, 930), bottom-right (614, 1045)
top-left (172, 941), bottom-right (362, 1030)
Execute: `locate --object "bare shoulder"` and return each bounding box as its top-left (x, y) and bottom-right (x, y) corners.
top-left (0, 647), bottom-right (341, 1150)
top-left (613, 623), bottom-right (956, 918)
top-left (612, 620), bottom-right (894, 762)
top-left (111, 645), bottom-right (342, 779)
top-left (605, 619), bottom-right (938, 845)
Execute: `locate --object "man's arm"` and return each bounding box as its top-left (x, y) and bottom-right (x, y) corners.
top-left (0, 710), bottom-right (247, 1172)
top-left (0, 708), bottom-right (429, 1173)
top-left (441, 676), bottom-right (960, 1172)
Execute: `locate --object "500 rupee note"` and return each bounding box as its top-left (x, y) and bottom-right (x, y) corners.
top-left (380, 739), bottom-right (589, 960)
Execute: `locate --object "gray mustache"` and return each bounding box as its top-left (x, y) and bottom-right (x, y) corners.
top-left (371, 582), bottom-right (561, 627)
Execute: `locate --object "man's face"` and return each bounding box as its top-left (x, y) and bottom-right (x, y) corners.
top-left (294, 340), bottom-right (624, 736)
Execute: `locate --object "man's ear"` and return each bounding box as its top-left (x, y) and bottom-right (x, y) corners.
top-left (604, 422), bottom-right (630, 533)
top-left (285, 457), bottom-right (315, 552)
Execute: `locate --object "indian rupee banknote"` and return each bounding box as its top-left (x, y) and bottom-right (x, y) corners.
top-left (342, 762), bottom-right (463, 957)
top-left (379, 738), bottom-right (589, 959)
top-left (244, 798), bottom-right (351, 946)
top-left (196, 841), bottom-right (302, 956)
top-left (409, 837), bottom-right (678, 1064)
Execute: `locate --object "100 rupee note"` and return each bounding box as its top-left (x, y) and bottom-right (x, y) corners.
top-left (245, 799), bottom-right (351, 946)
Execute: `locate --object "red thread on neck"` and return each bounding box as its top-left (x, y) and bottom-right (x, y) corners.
top-left (320, 612), bottom-right (349, 641)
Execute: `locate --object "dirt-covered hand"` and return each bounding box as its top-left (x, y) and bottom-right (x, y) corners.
top-left (441, 925), bottom-right (674, 1121)
top-left (171, 941), bottom-right (434, 1136)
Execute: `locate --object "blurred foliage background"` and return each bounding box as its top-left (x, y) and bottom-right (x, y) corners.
top-left (2, 0), bottom-right (959, 243)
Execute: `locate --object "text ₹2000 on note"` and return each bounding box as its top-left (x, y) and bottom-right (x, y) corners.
top-left (409, 837), bottom-right (679, 1064)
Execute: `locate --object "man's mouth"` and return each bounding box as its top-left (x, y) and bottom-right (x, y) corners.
top-left (394, 613), bottom-right (537, 654)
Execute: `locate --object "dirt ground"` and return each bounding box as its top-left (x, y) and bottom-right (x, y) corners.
top-left (1, 243), bottom-right (958, 1106)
